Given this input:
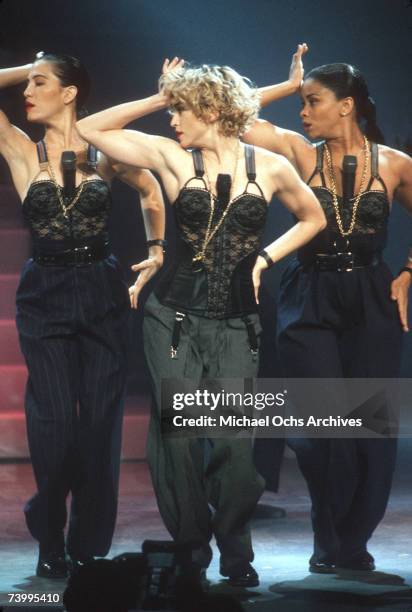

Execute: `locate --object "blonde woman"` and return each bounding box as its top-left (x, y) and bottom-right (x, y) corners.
top-left (77, 59), bottom-right (326, 586)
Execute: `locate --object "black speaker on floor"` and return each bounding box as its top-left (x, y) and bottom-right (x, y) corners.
top-left (141, 540), bottom-right (191, 610)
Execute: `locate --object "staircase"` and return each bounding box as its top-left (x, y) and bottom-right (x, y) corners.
top-left (0, 183), bottom-right (149, 460)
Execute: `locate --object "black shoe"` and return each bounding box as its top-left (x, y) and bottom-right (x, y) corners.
top-left (36, 551), bottom-right (68, 579)
top-left (222, 563), bottom-right (259, 588)
top-left (68, 556), bottom-right (96, 573)
top-left (337, 551), bottom-right (375, 572)
top-left (309, 555), bottom-right (336, 574)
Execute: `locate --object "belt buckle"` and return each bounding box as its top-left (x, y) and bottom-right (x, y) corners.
top-left (316, 253), bottom-right (338, 272)
top-left (74, 245), bottom-right (89, 267)
top-left (315, 253), bottom-right (333, 271)
top-left (336, 251), bottom-right (354, 272)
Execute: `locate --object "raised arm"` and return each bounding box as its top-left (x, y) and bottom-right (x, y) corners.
top-left (253, 155), bottom-right (326, 302)
top-left (389, 150), bottom-right (412, 332)
top-left (0, 64), bottom-right (33, 183)
top-left (76, 58), bottom-right (186, 184)
top-left (259, 43), bottom-right (307, 108)
top-left (244, 44), bottom-right (310, 167)
top-left (76, 94), bottom-right (172, 169)
top-left (0, 63), bottom-right (32, 88)
top-left (243, 120), bottom-right (309, 168)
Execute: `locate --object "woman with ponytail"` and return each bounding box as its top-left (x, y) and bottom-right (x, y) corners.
top-left (245, 46), bottom-right (412, 573)
top-left (0, 53), bottom-right (164, 578)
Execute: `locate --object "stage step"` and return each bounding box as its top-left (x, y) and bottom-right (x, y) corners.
top-left (0, 228), bottom-right (30, 273)
top-left (0, 365), bottom-right (26, 411)
top-left (0, 320), bottom-right (24, 365)
top-left (0, 274), bottom-right (19, 319)
top-left (0, 394), bottom-right (150, 460)
top-left (0, 184), bottom-right (24, 226)
top-left (0, 365), bottom-right (151, 415)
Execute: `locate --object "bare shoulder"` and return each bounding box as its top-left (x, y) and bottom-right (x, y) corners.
top-left (9, 124), bottom-right (32, 143)
top-left (3, 126), bottom-right (36, 177)
top-left (244, 119), bottom-right (313, 168)
top-left (2, 124), bottom-right (33, 160)
top-left (379, 144), bottom-right (411, 167)
top-left (251, 145), bottom-right (306, 201)
top-left (253, 145), bottom-right (299, 175)
top-left (378, 144), bottom-right (412, 184)
top-left (160, 135), bottom-right (190, 159)
top-left (160, 139), bottom-right (198, 179)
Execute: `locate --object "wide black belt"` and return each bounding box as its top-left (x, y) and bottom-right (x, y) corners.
top-left (33, 242), bottom-right (110, 266)
top-left (311, 251), bottom-right (382, 272)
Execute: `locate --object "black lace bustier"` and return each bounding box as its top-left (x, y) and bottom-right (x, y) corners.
top-left (22, 179), bottom-right (112, 250)
top-left (155, 146), bottom-right (268, 319)
top-left (298, 141), bottom-right (390, 261)
top-left (22, 140), bottom-right (111, 253)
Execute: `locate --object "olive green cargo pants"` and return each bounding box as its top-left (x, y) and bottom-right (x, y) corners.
top-left (143, 293), bottom-right (265, 572)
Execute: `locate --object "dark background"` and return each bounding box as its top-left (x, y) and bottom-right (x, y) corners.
top-left (0, 0), bottom-right (411, 389)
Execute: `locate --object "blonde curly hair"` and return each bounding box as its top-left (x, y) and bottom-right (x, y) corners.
top-left (159, 64), bottom-right (260, 137)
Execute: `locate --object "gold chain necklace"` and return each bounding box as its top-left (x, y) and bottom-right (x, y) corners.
top-left (324, 136), bottom-right (370, 237)
top-left (44, 142), bottom-right (86, 218)
top-left (192, 141), bottom-right (241, 270)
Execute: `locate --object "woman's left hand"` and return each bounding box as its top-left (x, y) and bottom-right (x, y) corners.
top-left (252, 256), bottom-right (269, 305)
top-left (391, 271), bottom-right (411, 332)
top-left (288, 43), bottom-right (308, 91)
top-left (129, 256), bottom-right (163, 309)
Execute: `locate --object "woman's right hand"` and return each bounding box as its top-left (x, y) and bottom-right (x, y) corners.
top-left (288, 43), bottom-right (308, 91)
top-left (161, 56), bottom-right (185, 76)
top-left (252, 256), bottom-right (269, 305)
top-left (129, 254), bottom-right (164, 309)
top-left (158, 57), bottom-right (185, 106)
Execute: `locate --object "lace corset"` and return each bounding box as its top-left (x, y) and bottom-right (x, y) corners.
top-left (22, 179), bottom-right (112, 247)
top-left (299, 141), bottom-right (390, 259)
top-left (155, 145), bottom-right (268, 319)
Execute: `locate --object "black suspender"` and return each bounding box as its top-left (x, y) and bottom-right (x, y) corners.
top-left (87, 144), bottom-right (98, 170)
top-left (245, 144), bottom-right (256, 181)
top-left (316, 141), bottom-right (324, 173)
top-left (191, 149), bottom-right (205, 178)
top-left (35, 140), bottom-right (98, 171)
top-left (370, 142), bottom-right (378, 179)
top-left (244, 144), bottom-right (264, 197)
top-left (190, 144), bottom-right (263, 197)
top-left (366, 141), bottom-right (388, 193)
top-left (192, 145), bottom-right (258, 181)
top-left (306, 141), bottom-right (326, 187)
top-left (36, 140), bottom-right (48, 170)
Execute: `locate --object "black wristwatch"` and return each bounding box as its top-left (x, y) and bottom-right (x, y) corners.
top-left (258, 249), bottom-right (275, 269)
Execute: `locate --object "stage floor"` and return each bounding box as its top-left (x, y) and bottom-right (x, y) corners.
top-left (0, 456), bottom-right (411, 611)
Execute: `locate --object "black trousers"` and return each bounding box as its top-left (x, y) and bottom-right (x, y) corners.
top-left (16, 256), bottom-right (130, 557)
top-left (143, 293), bottom-right (265, 571)
top-left (277, 259), bottom-right (403, 563)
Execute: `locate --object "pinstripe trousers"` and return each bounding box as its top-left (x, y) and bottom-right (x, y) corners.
top-left (16, 255), bottom-right (130, 557)
top-left (277, 259), bottom-right (403, 564)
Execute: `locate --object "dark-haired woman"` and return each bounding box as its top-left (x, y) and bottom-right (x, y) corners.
top-left (244, 45), bottom-right (412, 572)
top-left (0, 54), bottom-right (165, 578)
